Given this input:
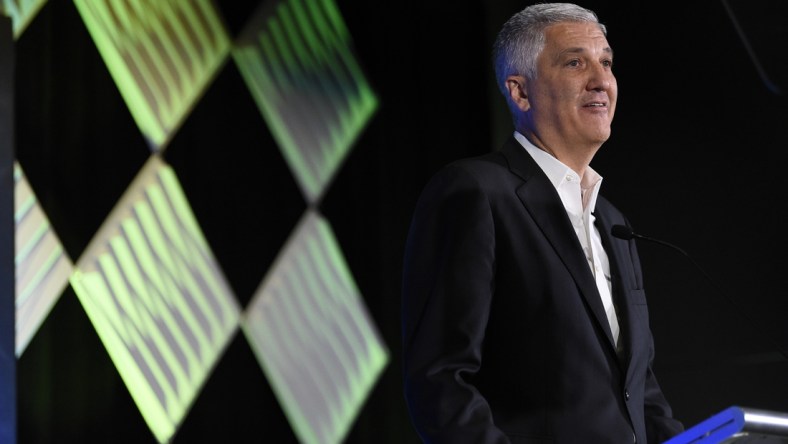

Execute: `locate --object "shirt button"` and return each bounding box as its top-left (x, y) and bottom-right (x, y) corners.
top-left (624, 389), bottom-right (630, 401)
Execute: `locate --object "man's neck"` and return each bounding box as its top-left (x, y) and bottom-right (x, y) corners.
top-left (517, 129), bottom-right (599, 179)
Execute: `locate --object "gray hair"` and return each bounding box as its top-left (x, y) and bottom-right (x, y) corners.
top-left (492, 3), bottom-right (606, 96)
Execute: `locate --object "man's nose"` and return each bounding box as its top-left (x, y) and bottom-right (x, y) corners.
top-left (587, 63), bottom-right (614, 92)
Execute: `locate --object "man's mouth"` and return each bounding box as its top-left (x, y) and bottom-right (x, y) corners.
top-left (584, 102), bottom-right (607, 107)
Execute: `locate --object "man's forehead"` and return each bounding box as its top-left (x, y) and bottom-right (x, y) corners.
top-left (542, 22), bottom-right (613, 58)
top-left (544, 22), bottom-right (610, 48)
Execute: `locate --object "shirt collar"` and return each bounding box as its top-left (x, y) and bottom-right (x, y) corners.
top-left (513, 131), bottom-right (603, 212)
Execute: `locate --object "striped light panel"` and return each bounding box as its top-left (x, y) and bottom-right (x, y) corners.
top-left (242, 210), bottom-right (388, 444)
top-left (0, 0), bottom-right (47, 38)
top-left (233, 0), bottom-right (378, 203)
top-left (14, 161), bottom-right (73, 357)
top-left (70, 155), bottom-right (240, 443)
top-left (72, 0), bottom-right (231, 150)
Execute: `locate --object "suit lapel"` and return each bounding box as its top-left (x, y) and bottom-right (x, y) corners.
top-left (499, 139), bottom-right (619, 354)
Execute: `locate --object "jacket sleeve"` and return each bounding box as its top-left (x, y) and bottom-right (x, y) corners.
top-left (401, 164), bottom-right (510, 444)
top-left (643, 342), bottom-right (684, 442)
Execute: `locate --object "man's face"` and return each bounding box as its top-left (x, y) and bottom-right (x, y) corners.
top-left (523, 21), bottom-right (617, 151)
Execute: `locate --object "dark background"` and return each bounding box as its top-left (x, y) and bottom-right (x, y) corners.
top-left (11, 0), bottom-right (788, 442)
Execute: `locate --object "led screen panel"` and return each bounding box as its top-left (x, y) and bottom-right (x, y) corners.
top-left (73, 0), bottom-right (231, 151)
top-left (14, 162), bottom-right (74, 357)
top-left (0, 0), bottom-right (47, 38)
top-left (70, 155), bottom-right (240, 443)
top-left (242, 210), bottom-right (388, 444)
top-left (233, 0), bottom-right (378, 203)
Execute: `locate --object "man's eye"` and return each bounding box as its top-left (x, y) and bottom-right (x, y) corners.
top-left (602, 59), bottom-right (613, 68)
top-left (567, 59), bottom-right (580, 67)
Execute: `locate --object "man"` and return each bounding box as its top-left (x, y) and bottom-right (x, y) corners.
top-left (401, 3), bottom-right (684, 443)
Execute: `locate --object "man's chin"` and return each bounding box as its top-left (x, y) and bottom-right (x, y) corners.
top-left (581, 128), bottom-right (612, 146)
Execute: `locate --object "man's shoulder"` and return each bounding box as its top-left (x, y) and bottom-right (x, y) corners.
top-left (440, 150), bottom-right (509, 177)
top-left (411, 151), bottom-right (508, 204)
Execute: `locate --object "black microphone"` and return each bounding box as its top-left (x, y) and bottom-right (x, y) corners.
top-left (611, 224), bottom-right (788, 362)
top-left (611, 224), bottom-right (690, 257)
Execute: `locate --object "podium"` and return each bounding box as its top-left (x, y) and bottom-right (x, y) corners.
top-left (664, 406), bottom-right (788, 443)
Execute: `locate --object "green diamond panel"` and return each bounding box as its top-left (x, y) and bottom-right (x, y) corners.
top-left (73, 0), bottom-right (231, 151)
top-left (242, 210), bottom-right (388, 444)
top-left (70, 155), bottom-right (240, 443)
top-left (233, 0), bottom-right (378, 203)
top-left (0, 0), bottom-right (46, 38)
top-left (14, 161), bottom-right (73, 357)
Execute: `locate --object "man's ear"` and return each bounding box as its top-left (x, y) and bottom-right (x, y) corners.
top-left (505, 75), bottom-right (530, 112)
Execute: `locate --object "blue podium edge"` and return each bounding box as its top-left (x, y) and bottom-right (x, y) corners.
top-left (663, 406), bottom-right (746, 444)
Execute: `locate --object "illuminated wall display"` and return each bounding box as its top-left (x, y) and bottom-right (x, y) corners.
top-left (73, 0), bottom-right (231, 151)
top-left (233, 0), bottom-right (379, 204)
top-left (242, 210), bottom-right (388, 444)
top-left (0, 0), bottom-right (47, 38)
top-left (9, 0), bottom-right (385, 441)
top-left (70, 155), bottom-right (241, 443)
top-left (14, 162), bottom-right (73, 357)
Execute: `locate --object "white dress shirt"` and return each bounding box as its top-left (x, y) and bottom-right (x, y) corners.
top-left (514, 132), bottom-right (620, 349)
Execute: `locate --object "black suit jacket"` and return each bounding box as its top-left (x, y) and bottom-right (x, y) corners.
top-left (402, 137), bottom-right (683, 443)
